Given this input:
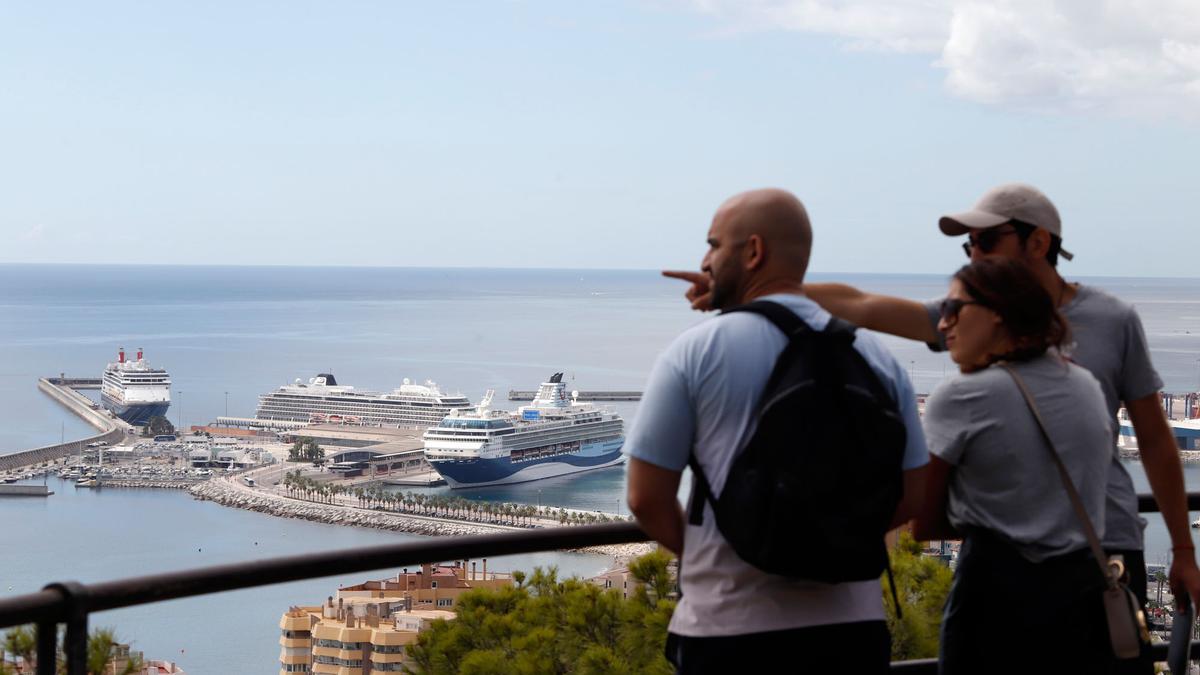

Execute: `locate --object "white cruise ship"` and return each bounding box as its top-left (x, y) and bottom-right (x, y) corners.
top-left (254, 374), bottom-right (472, 428)
top-left (101, 347), bottom-right (171, 425)
top-left (422, 373), bottom-right (625, 488)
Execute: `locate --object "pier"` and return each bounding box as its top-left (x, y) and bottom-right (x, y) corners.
top-left (507, 390), bottom-right (642, 401)
top-left (0, 484), bottom-right (53, 497)
top-left (0, 378), bottom-right (133, 472)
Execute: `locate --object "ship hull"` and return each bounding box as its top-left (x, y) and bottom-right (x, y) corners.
top-left (427, 439), bottom-right (625, 488)
top-left (101, 394), bottom-right (170, 426)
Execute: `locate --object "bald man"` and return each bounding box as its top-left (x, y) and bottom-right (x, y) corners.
top-left (625, 189), bottom-right (928, 674)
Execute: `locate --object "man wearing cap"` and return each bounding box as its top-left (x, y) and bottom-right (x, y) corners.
top-left (665, 182), bottom-right (1200, 673)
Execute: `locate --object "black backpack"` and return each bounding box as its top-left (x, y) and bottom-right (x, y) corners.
top-left (687, 300), bottom-right (908, 583)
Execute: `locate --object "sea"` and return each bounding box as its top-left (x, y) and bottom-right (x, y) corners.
top-left (3, 264), bottom-right (1200, 673)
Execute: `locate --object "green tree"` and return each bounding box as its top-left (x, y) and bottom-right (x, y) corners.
top-left (403, 553), bottom-right (676, 675)
top-left (142, 416), bottom-right (174, 437)
top-left (2, 625), bottom-right (142, 675)
top-left (884, 531), bottom-right (954, 661)
top-left (2, 625), bottom-right (34, 670)
top-left (288, 437), bottom-right (325, 464)
top-left (86, 626), bottom-right (142, 675)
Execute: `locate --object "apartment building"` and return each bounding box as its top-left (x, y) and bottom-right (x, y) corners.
top-left (279, 560), bottom-right (512, 674)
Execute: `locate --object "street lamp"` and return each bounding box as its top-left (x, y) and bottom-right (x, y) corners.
top-left (177, 391), bottom-right (183, 433)
top-left (224, 391), bottom-right (229, 418)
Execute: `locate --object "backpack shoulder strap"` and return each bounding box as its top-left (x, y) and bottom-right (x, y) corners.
top-left (721, 300), bottom-right (810, 337)
top-left (724, 300), bottom-right (859, 342)
top-left (686, 455), bottom-right (712, 526)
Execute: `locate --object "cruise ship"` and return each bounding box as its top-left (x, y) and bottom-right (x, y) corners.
top-left (422, 373), bottom-right (625, 488)
top-left (254, 374), bottom-right (472, 428)
top-left (101, 348), bottom-right (171, 425)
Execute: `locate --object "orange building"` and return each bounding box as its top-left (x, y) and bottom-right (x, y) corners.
top-left (279, 560), bottom-right (512, 674)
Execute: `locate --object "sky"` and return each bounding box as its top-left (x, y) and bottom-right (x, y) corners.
top-left (1, 1), bottom-right (1197, 276)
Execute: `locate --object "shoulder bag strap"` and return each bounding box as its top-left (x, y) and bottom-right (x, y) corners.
top-left (999, 363), bottom-right (1116, 588)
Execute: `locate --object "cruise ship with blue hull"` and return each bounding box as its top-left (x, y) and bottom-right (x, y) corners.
top-left (101, 347), bottom-right (171, 426)
top-left (102, 399), bottom-right (170, 426)
top-left (423, 374), bottom-right (624, 488)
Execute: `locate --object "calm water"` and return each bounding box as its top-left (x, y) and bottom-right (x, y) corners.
top-left (4, 264), bottom-right (1200, 673)
top-left (3, 477), bottom-right (609, 674)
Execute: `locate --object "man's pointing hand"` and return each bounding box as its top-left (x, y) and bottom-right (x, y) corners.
top-left (662, 270), bottom-right (714, 312)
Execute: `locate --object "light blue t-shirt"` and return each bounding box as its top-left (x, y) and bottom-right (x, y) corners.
top-left (624, 293), bottom-right (928, 636)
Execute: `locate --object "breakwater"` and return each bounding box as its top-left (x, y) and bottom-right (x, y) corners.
top-left (99, 480), bottom-right (197, 490)
top-left (190, 479), bottom-right (510, 537)
top-left (189, 479), bottom-right (655, 561)
top-left (0, 485), bottom-right (53, 497)
top-left (0, 379), bottom-right (131, 472)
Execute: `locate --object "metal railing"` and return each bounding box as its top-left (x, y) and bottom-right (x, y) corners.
top-left (2, 493), bottom-right (1199, 673)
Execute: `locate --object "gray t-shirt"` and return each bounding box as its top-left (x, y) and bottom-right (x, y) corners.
top-left (923, 353), bottom-right (1114, 562)
top-left (924, 284), bottom-right (1163, 550)
top-left (626, 294), bottom-right (929, 636)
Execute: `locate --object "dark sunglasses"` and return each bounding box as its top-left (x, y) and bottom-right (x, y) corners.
top-left (939, 298), bottom-right (984, 323)
top-left (961, 226), bottom-right (1019, 258)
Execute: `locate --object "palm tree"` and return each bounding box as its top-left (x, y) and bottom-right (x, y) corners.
top-left (85, 627), bottom-right (142, 675)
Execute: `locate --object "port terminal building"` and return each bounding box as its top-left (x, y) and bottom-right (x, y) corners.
top-left (279, 425), bottom-right (431, 479)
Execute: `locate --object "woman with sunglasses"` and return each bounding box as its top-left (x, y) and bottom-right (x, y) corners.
top-left (913, 258), bottom-right (1116, 674)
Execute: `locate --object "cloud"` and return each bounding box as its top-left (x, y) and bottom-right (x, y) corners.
top-left (681, 0), bottom-right (1200, 118)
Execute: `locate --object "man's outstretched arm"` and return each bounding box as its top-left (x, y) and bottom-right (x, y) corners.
top-left (1127, 393), bottom-right (1200, 607)
top-left (659, 271), bottom-right (940, 343)
top-left (802, 283), bottom-right (939, 343)
top-left (626, 457), bottom-right (685, 556)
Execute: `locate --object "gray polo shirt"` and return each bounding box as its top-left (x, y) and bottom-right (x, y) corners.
top-left (925, 284), bottom-right (1163, 550)
top-left (923, 353), bottom-right (1114, 562)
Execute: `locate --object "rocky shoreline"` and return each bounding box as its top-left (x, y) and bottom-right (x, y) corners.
top-left (188, 479), bottom-right (655, 562)
top-left (98, 480), bottom-right (198, 489)
top-left (1119, 448), bottom-right (1200, 462)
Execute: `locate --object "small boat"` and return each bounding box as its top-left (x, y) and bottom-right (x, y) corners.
top-left (75, 476), bottom-right (98, 488)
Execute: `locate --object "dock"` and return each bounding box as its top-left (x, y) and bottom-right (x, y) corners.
top-left (0, 484), bottom-right (54, 497)
top-left (507, 390), bottom-right (641, 401)
top-left (0, 378), bottom-right (134, 472)
top-left (382, 471), bottom-right (446, 487)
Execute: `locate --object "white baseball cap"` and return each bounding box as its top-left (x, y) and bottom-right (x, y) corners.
top-left (939, 183), bottom-right (1073, 261)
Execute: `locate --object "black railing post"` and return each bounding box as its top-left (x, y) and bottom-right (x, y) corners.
top-left (36, 619), bottom-right (57, 675)
top-left (44, 582), bottom-right (88, 675)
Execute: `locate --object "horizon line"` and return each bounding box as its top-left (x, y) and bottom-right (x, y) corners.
top-left (0, 261), bottom-right (1196, 281)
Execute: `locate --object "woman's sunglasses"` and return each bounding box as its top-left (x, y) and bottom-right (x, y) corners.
top-left (938, 298), bottom-right (983, 323)
top-left (961, 226), bottom-right (1019, 258)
